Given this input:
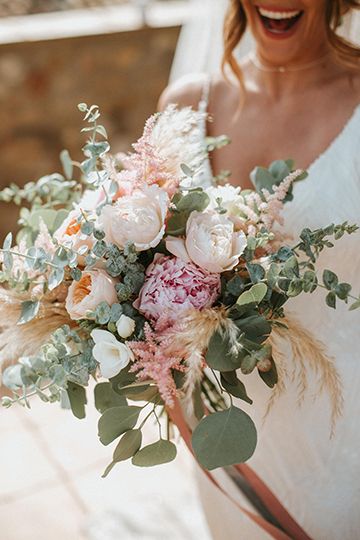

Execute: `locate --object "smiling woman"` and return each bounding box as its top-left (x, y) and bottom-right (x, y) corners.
top-left (255, 6), bottom-right (304, 36)
top-left (159, 1), bottom-right (360, 539)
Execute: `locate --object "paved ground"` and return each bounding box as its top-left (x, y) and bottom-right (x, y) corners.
top-left (0, 388), bottom-right (211, 540)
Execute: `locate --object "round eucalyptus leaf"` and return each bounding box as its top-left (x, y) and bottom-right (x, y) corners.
top-left (132, 440), bottom-right (177, 467)
top-left (94, 382), bottom-right (127, 413)
top-left (98, 406), bottom-right (142, 446)
top-left (206, 331), bottom-right (243, 372)
top-left (192, 406), bottom-right (257, 470)
top-left (237, 283), bottom-right (268, 307)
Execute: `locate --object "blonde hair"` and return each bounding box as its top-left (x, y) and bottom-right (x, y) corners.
top-left (222, 0), bottom-right (360, 86)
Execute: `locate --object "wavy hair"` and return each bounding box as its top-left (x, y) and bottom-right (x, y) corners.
top-left (222, 0), bottom-right (360, 85)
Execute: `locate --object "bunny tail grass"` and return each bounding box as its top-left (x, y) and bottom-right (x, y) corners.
top-left (0, 286), bottom-right (71, 379)
top-left (165, 307), bottom-right (240, 414)
top-left (269, 314), bottom-right (343, 434)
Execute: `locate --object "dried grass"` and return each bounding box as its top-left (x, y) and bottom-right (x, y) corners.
top-left (0, 286), bottom-right (71, 378)
top-left (268, 314), bottom-right (343, 434)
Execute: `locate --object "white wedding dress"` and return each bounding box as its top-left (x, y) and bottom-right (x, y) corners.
top-left (194, 94), bottom-right (360, 539)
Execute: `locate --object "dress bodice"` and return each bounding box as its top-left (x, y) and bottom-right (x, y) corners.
top-left (196, 96), bottom-right (360, 540)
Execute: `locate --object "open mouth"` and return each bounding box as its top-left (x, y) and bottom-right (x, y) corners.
top-left (256, 6), bottom-right (304, 36)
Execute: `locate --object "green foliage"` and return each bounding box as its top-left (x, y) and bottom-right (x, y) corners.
top-left (250, 159), bottom-right (305, 203)
top-left (98, 406), bottom-right (142, 445)
top-left (67, 381), bottom-right (87, 419)
top-left (102, 430), bottom-right (143, 477)
top-left (132, 440), bottom-right (177, 467)
top-left (192, 406), bottom-right (257, 470)
top-left (258, 358), bottom-right (278, 388)
top-left (237, 283), bottom-right (268, 306)
top-left (18, 300), bottom-right (40, 325)
top-left (205, 135), bottom-right (230, 152)
top-left (206, 331), bottom-right (244, 372)
top-left (94, 382), bottom-right (127, 413)
top-left (166, 188), bottom-right (210, 236)
top-left (220, 371), bottom-right (253, 404)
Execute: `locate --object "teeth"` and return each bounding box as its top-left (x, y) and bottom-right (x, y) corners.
top-left (258, 7), bottom-right (301, 19)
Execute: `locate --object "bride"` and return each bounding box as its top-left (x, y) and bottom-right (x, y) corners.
top-left (159, 1), bottom-right (360, 539)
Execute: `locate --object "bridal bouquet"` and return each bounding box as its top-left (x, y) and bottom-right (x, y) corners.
top-left (1, 104), bottom-right (358, 474)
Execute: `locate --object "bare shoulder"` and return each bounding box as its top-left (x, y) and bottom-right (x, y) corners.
top-left (157, 73), bottom-right (209, 111)
top-left (157, 72), bottom-right (236, 112)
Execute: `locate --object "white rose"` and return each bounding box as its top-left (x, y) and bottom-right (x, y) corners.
top-left (99, 184), bottom-right (169, 251)
top-left (91, 329), bottom-right (134, 379)
top-left (166, 210), bottom-right (247, 273)
top-left (65, 269), bottom-right (117, 320)
top-left (53, 209), bottom-right (94, 263)
top-left (116, 314), bottom-right (136, 339)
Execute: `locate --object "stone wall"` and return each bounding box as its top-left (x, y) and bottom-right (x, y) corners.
top-left (0, 23), bottom-right (180, 238)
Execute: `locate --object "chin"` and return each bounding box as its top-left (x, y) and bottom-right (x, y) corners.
top-left (245, 2), bottom-right (327, 64)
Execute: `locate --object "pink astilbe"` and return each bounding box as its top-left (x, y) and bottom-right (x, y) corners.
top-left (258, 169), bottom-right (303, 230)
top-left (117, 105), bottom-right (207, 197)
top-left (120, 113), bottom-right (174, 190)
top-left (128, 323), bottom-right (185, 407)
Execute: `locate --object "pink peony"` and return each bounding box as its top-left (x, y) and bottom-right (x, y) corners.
top-left (134, 254), bottom-right (220, 325)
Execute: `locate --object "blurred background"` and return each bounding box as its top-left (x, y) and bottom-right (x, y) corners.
top-left (0, 1), bottom-right (212, 539)
top-left (0, 0), bottom-right (187, 238)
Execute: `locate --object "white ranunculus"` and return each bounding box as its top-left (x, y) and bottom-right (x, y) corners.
top-left (91, 329), bottom-right (133, 379)
top-left (99, 184), bottom-right (169, 251)
top-left (116, 314), bottom-right (136, 339)
top-left (166, 210), bottom-right (247, 273)
top-left (206, 184), bottom-right (242, 212)
top-left (65, 269), bottom-right (117, 321)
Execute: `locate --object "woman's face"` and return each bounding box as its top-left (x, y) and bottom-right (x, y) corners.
top-left (241, 0), bottom-right (329, 64)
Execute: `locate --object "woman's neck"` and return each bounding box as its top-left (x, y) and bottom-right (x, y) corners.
top-left (243, 46), bottom-right (344, 101)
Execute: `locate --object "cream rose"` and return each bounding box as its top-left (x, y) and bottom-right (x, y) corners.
top-left (53, 209), bottom-right (94, 263)
top-left (91, 329), bottom-right (134, 379)
top-left (99, 184), bottom-right (169, 251)
top-left (65, 269), bottom-right (117, 320)
top-left (166, 210), bottom-right (247, 273)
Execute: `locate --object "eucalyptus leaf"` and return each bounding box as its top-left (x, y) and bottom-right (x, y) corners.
top-left (258, 358), bottom-right (278, 388)
top-left (132, 439), bottom-right (177, 467)
top-left (94, 382), bottom-right (127, 413)
top-left (234, 314), bottom-right (271, 344)
top-left (18, 300), bottom-right (40, 325)
top-left (323, 269), bottom-right (338, 290)
top-left (60, 149), bottom-right (73, 180)
top-left (349, 299), bottom-right (360, 311)
top-left (206, 331), bottom-right (244, 372)
top-left (98, 406), bottom-right (142, 445)
top-left (48, 268), bottom-right (65, 291)
top-left (102, 429), bottom-right (142, 477)
top-left (192, 406), bottom-right (257, 470)
top-left (237, 283), bottom-right (268, 306)
top-left (67, 381), bottom-right (87, 419)
top-left (326, 291), bottom-right (337, 309)
top-left (3, 232), bottom-right (12, 251)
top-left (221, 372), bottom-right (253, 404)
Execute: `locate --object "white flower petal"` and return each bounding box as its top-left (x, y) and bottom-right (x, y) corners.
top-left (116, 315), bottom-right (136, 339)
top-left (166, 236), bottom-right (191, 263)
top-left (91, 329), bottom-right (118, 345)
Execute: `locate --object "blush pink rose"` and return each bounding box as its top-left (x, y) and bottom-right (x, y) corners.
top-left (134, 254), bottom-right (220, 324)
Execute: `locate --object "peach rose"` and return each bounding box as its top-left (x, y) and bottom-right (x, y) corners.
top-left (65, 269), bottom-right (117, 320)
top-left (53, 209), bottom-right (94, 263)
